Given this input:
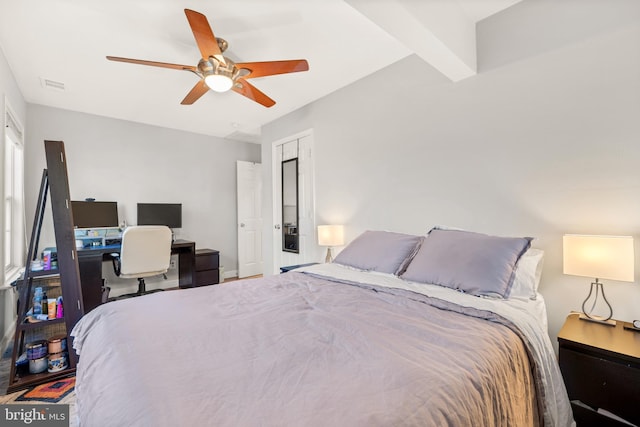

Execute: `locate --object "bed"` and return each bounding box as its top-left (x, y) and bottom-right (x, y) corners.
top-left (71, 228), bottom-right (574, 426)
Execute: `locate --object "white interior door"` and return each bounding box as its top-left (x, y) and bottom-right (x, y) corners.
top-left (273, 144), bottom-right (284, 268)
top-left (296, 135), bottom-right (315, 263)
top-left (237, 161), bottom-right (263, 278)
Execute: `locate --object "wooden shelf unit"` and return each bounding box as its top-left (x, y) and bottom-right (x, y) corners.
top-left (7, 141), bottom-right (85, 393)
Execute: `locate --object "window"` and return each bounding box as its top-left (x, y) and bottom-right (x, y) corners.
top-left (3, 105), bottom-right (25, 286)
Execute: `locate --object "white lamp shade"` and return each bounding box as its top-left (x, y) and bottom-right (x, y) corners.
top-left (563, 234), bottom-right (635, 282)
top-left (318, 225), bottom-right (344, 247)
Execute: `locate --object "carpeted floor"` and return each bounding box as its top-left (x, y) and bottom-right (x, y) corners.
top-left (0, 345), bottom-right (78, 426)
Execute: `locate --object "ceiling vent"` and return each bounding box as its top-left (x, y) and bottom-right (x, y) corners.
top-left (40, 78), bottom-right (65, 92)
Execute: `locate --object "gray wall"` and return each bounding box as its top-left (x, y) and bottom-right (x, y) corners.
top-left (262, 3), bottom-right (640, 349)
top-left (25, 105), bottom-right (261, 294)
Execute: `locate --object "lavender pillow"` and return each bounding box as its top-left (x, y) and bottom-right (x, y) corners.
top-left (333, 230), bottom-right (423, 275)
top-left (401, 229), bottom-right (532, 298)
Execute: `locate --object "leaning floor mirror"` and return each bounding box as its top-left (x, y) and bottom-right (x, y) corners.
top-left (281, 157), bottom-right (299, 253)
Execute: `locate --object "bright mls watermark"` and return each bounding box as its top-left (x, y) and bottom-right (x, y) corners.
top-left (1, 404), bottom-right (69, 426)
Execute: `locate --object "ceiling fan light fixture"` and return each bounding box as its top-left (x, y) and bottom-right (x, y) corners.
top-left (205, 73), bottom-right (233, 92)
top-left (107, 9), bottom-right (309, 107)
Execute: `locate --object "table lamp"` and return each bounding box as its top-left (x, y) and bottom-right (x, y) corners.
top-left (317, 225), bottom-right (344, 263)
top-left (563, 234), bottom-right (634, 326)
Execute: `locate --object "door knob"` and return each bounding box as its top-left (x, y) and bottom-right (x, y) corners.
top-left (240, 223), bottom-right (245, 228)
top-left (275, 224), bottom-right (281, 230)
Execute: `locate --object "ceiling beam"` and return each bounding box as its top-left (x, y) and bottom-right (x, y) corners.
top-left (345, 0), bottom-right (477, 82)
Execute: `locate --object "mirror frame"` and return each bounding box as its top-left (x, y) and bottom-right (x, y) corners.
top-left (281, 158), bottom-right (299, 253)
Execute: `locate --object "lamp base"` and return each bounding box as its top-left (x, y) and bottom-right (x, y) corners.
top-left (580, 280), bottom-right (615, 326)
top-left (324, 247), bottom-right (333, 263)
top-left (579, 313), bottom-right (616, 326)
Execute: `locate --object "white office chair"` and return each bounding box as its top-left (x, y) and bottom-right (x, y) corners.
top-left (110, 225), bottom-right (172, 298)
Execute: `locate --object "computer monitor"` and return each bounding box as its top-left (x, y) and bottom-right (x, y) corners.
top-left (71, 201), bottom-right (119, 229)
top-left (137, 203), bottom-right (182, 229)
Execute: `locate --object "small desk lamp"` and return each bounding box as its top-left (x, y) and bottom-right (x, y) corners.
top-left (318, 225), bottom-right (344, 263)
top-left (563, 234), bottom-right (635, 326)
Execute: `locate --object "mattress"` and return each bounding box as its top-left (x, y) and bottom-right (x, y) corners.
top-left (71, 264), bottom-right (573, 426)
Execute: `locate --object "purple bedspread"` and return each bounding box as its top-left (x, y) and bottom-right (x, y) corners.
top-left (72, 272), bottom-right (540, 426)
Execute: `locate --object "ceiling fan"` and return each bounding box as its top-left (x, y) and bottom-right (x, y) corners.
top-left (107, 8), bottom-right (309, 108)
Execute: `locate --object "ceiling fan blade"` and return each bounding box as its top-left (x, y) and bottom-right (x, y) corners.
top-left (237, 60), bottom-right (309, 79)
top-left (181, 80), bottom-right (210, 105)
top-left (232, 79), bottom-right (276, 108)
top-left (106, 56), bottom-right (196, 72)
top-left (184, 9), bottom-right (225, 65)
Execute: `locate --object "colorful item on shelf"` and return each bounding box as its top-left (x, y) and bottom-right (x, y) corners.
top-left (28, 356), bottom-right (48, 374)
top-left (25, 340), bottom-right (48, 360)
top-left (56, 296), bottom-right (64, 318)
top-left (27, 314), bottom-right (50, 322)
top-left (33, 287), bottom-right (44, 315)
top-left (47, 352), bottom-right (68, 372)
top-left (47, 298), bottom-right (57, 319)
top-left (43, 250), bottom-right (52, 270)
top-left (48, 335), bottom-right (67, 354)
top-left (30, 260), bottom-right (44, 271)
top-left (42, 290), bottom-right (48, 316)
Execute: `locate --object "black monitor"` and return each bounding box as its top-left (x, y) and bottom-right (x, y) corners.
top-left (137, 203), bottom-right (182, 229)
top-left (71, 201), bottom-right (119, 229)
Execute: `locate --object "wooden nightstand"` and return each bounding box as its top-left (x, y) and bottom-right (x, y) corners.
top-left (279, 263), bottom-right (318, 273)
top-left (557, 312), bottom-right (640, 426)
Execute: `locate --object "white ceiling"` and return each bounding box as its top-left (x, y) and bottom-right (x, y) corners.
top-left (0, 0), bottom-right (522, 142)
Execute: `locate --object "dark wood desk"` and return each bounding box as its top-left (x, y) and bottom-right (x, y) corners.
top-left (77, 239), bottom-right (196, 312)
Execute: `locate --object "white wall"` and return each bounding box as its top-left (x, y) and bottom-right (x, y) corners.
top-left (262, 4), bottom-right (640, 350)
top-left (0, 44), bottom-right (26, 351)
top-left (25, 105), bottom-right (260, 295)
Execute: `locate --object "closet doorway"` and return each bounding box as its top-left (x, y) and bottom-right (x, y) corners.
top-left (271, 130), bottom-right (315, 272)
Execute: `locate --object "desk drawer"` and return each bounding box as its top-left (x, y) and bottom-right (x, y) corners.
top-left (195, 269), bottom-right (219, 286)
top-left (195, 249), bottom-right (219, 271)
top-left (559, 348), bottom-right (640, 425)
